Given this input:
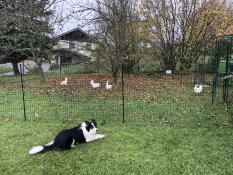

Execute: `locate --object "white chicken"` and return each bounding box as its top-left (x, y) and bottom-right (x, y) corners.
top-left (194, 84), bottom-right (204, 94)
top-left (106, 80), bottom-right (112, 90)
top-left (60, 77), bottom-right (68, 86)
top-left (90, 79), bottom-right (100, 88)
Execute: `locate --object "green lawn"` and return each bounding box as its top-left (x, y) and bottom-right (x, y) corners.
top-left (0, 74), bottom-right (233, 174)
top-left (0, 121), bottom-right (233, 175)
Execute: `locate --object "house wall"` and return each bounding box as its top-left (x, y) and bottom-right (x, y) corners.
top-left (53, 40), bottom-right (95, 59)
top-left (71, 55), bottom-right (81, 64)
top-left (55, 52), bottom-right (91, 66)
top-left (16, 61), bottom-right (50, 74)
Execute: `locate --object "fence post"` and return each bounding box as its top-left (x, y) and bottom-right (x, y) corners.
top-left (121, 64), bottom-right (125, 124)
top-left (20, 64), bottom-right (26, 121)
top-left (59, 63), bottom-right (62, 76)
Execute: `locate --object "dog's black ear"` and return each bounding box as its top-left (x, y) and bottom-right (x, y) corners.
top-left (85, 121), bottom-right (90, 131)
top-left (86, 125), bottom-right (90, 132)
top-left (90, 119), bottom-right (97, 127)
top-left (86, 121), bottom-right (93, 132)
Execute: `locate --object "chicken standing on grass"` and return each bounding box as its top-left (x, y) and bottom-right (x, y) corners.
top-left (194, 84), bottom-right (204, 94)
top-left (60, 77), bottom-right (68, 86)
top-left (90, 79), bottom-right (100, 88)
top-left (106, 80), bottom-right (112, 90)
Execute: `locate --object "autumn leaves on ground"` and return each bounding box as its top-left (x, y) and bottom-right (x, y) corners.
top-left (0, 73), bottom-right (231, 127)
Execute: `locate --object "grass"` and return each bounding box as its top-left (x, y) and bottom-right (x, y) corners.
top-left (0, 73), bottom-right (233, 174)
top-left (0, 120), bottom-right (233, 175)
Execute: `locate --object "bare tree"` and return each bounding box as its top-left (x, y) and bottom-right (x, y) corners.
top-left (75, 0), bottom-right (141, 83)
top-left (142, 0), bottom-right (233, 72)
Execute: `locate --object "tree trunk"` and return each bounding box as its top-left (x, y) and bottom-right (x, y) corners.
top-left (37, 63), bottom-right (45, 82)
top-left (163, 46), bottom-right (177, 73)
top-left (112, 63), bottom-right (120, 84)
top-left (164, 59), bottom-right (176, 73)
top-left (122, 61), bottom-right (134, 74)
top-left (12, 61), bottom-right (20, 75)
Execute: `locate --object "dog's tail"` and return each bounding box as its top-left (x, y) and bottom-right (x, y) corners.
top-left (29, 141), bottom-right (54, 155)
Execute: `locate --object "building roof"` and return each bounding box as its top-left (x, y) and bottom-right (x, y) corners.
top-left (58, 27), bottom-right (92, 41)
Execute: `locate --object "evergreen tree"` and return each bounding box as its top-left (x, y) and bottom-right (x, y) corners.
top-left (0, 0), bottom-right (56, 77)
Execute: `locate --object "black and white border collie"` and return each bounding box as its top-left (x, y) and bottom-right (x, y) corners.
top-left (29, 119), bottom-right (105, 155)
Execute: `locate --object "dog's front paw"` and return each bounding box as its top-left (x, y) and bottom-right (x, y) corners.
top-left (97, 134), bottom-right (105, 139)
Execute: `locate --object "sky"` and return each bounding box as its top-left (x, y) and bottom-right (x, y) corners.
top-left (52, 0), bottom-right (77, 34)
top-left (53, 0), bottom-right (93, 35)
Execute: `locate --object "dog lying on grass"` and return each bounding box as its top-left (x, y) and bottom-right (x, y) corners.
top-left (29, 119), bottom-right (105, 155)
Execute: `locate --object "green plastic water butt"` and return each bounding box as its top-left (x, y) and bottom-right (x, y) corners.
top-left (218, 60), bottom-right (233, 74)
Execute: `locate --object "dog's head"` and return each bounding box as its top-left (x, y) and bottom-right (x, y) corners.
top-left (85, 119), bottom-right (98, 135)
